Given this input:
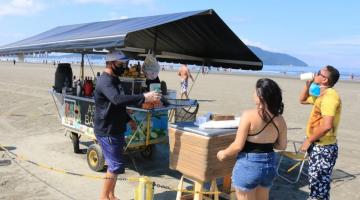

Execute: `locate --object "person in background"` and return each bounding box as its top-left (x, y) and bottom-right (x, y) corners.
top-left (177, 64), bottom-right (194, 99)
top-left (141, 63), bottom-right (161, 92)
top-left (94, 51), bottom-right (160, 200)
top-left (299, 65), bottom-right (341, 200)
top-left (217, 78), bottom-right (287, 200)
top-left (138, 61), bottom-right (161, 92)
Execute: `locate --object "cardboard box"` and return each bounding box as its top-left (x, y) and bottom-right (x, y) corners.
top-left (168, 127), bottom-right (236, 182)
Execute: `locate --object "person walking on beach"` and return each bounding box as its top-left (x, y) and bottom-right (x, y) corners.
top-left (350, 73), bottom-right (354, 80)
top-left (217, 78), bottom-right (287, 200)
top-left (299, 65), bottom-right (341, 200)
top-left (13, 59), bottom-right (16, 66)
top-left (177, 64), bottom-right (194, 99)
top-left (94, 51), bottom-right (160, 200)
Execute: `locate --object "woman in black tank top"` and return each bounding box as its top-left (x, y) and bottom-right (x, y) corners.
top-left (217, 78), bottom-right (287, 200)
top-left (242, 114), bottom-right (279, 153)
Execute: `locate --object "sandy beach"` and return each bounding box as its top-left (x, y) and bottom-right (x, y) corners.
top-left (0, 61), bottom-right (359, 200)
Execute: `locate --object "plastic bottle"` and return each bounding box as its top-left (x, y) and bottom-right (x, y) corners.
top-left (76, 80), bottom-right (82, 96)
top-left (72, 76), bottom-right (77, 88)
top-left (83, 78), bottom-right (94, 97)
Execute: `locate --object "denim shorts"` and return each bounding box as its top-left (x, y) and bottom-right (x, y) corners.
top-left (96, 134), bottom-right (125, 174)
top-left (232, 152), bottom-right (277, 192)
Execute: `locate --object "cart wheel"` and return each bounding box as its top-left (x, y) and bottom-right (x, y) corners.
top-left (70, 132), bottom-right (80, 153)
top-left (87, 144), bottom-right (105, 172)
top-left (140, 145), bottom-right (153, 159)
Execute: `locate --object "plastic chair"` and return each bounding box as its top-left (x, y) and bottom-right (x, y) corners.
top-left (276, 140), bottom-right (309, 183)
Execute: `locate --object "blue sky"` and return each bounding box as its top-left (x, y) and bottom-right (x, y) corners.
top-left (0, 0), bottom-right (359, 67)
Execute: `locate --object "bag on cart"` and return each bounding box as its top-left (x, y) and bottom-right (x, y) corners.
top-left (142, 51), bottom-right (160, 80)
top-left (54, 63), bottom-right (73, 93)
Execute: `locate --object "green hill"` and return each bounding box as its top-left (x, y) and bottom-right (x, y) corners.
top-left (248, 45), bottom-right (308, 66)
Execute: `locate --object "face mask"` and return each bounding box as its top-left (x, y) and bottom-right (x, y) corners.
top-left (309, 82), bottom-right (320, 97)
top-left (112, 64), bottom-right (125, 76)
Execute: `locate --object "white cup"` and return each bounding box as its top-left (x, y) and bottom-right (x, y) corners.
top-left (300, 72), bottom-right (315, 81)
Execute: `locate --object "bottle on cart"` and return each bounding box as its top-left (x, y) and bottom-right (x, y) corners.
top-left (83, 77), bottom-right (94, 97)
top-left (76, 79), bottom-right (82, 96)
top-left (82, 77), bottom-right (87, 95)
top-left (136, 61), bottom-right (141, 73)
top-left (72, 76), bottom-right (77, 88)
top-left (72, 76), bottom-right (77, 95)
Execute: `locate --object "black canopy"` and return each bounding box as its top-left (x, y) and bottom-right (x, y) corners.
top-left (0, 9), bottom-right (262, 70)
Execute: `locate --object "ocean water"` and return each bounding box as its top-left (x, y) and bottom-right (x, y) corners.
top-left (2, 56), bottom-right (359, 80)
top-left (259, 65), bottom-right (359, 80)
top-left (188, 65), bottom-right (360, 81)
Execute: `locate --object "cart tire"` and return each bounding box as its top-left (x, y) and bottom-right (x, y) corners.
top-left (140, 145), bottom-right (153, 159)
top-left (70, 132), bottom-right (80, 153)
top-left (87, 144), bottom-right (105, 172)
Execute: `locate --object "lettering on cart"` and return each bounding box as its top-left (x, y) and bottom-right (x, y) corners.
top-left (85, 105), bottom-right (95, 127)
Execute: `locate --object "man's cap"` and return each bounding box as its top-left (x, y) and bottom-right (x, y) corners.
top-left (105, 51), bottom-right (129, 62)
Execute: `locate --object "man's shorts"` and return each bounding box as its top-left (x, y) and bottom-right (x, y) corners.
top-left (96, 134), bottom-right (125, 174)
top-left (232, 152), bottom-right (277, 191)
top-left (180, 79), bottom-right (188, 93)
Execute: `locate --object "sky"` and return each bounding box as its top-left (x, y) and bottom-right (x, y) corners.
top-left (0, 0), bottom-right (359, 68)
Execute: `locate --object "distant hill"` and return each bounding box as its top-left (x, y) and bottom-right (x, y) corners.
top-left (48, 46), bottom-right (308, 67)
top-left (248, 45), bottom-right (308, 66)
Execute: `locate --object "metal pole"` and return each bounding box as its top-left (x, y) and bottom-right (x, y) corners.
top-left (145, 112), bottom-right (151, 146)
top-left (152, 29), bottom-right (158, 56)
top-left (188, 61), bottom-right (204, 97)
top-left (51, 92), bottom-right (62, 121)
top-left (80, 53), bottom-right (85, 80)
top-left (135, 177), bottom-right (153, 200)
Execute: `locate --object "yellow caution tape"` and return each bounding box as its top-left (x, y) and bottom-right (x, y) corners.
top-left (1, 143), bottom-right (234, 195)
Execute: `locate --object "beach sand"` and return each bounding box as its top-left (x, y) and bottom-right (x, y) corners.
top-left (0, 62), bottom-right (359, 200)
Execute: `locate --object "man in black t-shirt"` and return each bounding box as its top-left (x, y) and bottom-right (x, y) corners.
top-left (94, 51), bottom-right (160, 200)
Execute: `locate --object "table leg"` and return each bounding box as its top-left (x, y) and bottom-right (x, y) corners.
top-left (194, 181), bottom-right (203, 200)
top-left (145, 112), bottom-right (151, 146)
top-left (176, 176), bottom-right (184, 200)
top-left (223, 175), bottom-right (231, 194)
top-left (210, 179), bottom-right (219, 200)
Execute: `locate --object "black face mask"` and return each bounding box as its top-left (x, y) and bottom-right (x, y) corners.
top-left (112, 63), bottom-right (125, 76)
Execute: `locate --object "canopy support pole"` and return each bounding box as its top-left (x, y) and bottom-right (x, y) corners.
top-left (188, 61), bottom-right (204, 97)
top-left (152, 29), bottom-right (158, 56)
top-left (17, 53), bottom-right (24, 63)
top-left (80, 53), bottom-right (84, 80)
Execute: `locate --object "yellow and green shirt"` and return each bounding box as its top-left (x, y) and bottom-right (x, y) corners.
top-left (306, 88), bottom-right (341, 145)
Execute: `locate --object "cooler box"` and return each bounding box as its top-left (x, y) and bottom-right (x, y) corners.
top-left (168, 122), bottom-right (237, 182)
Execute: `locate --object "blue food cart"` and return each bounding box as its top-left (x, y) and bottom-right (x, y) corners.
top-left (52, 89), bottom-right (197, 171)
